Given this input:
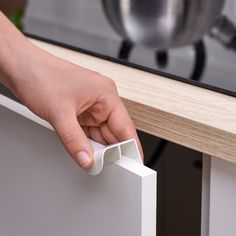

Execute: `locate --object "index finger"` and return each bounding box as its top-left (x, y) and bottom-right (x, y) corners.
top-left (108, 99), bottom-right (144, 161)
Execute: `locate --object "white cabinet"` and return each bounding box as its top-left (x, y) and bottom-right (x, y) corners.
top-left (209, 158), bottom-right (236, 236)
top-left (201, 156), bottom-right (236, 236)
top-left (0, 95), bottom-right (156, 236)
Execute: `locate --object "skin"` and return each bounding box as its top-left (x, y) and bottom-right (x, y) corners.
top-left (0, 11), bottom-right (143, 170)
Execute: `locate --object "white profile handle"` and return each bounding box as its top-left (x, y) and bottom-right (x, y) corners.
top-left (88, 139), bottom-right (142, 175)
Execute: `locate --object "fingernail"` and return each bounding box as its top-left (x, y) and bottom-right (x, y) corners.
top-left (76, 151), bottom-right (91, 167)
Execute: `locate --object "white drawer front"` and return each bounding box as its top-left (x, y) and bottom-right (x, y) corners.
top-left (0, 98), bottom-right (156, 236)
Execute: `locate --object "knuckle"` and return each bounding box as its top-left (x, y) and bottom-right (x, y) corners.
top-left (117, 125), bottom-right (131, 137)
top-left (105, 77), bottom-right (117, 90)
top-left (120, 121), bottom-right (136, 137)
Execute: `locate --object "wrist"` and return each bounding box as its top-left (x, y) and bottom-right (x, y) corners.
top-left (0, 11), bottom-right (35, 93)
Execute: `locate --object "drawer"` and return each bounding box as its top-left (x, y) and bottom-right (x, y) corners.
top-left (0, 95), bottom-right (157, 236)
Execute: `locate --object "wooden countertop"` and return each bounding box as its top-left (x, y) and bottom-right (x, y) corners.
top-left (29, 38), bottom-right (236, 164)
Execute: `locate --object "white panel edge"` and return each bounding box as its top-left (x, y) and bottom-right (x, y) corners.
top-left (142, 171), bottom-right (157, 236)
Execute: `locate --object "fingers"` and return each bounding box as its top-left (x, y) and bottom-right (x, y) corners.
top-left (108, 100), bottom-right (144, 160)
top-left (51, 111), bottom-right (94, 170)
top-left (89, 126), bottom-right (108, 145)
top-left (81, 126), bottom-right (90, 138)
top-left (81, 126), bottom-right (109, 145)
top-left (78, 113), bottom-right (100, 127)
top-left (100, 123), bottom-right (119, 144)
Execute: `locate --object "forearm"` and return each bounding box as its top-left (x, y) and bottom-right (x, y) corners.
top-left (0, 11), bottom-right (33, 92)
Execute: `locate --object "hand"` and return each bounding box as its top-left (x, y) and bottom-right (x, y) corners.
top-left (0, 12), bottom-right (142, 170)
top-left (9, 44), bottom-right (143, 170)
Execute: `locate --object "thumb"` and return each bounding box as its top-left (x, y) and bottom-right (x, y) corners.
top-left (52, 111), bottom-right (94, 170)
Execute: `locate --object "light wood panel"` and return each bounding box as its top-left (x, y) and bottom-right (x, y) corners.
top-left (29, 39), bottom-right (236, 164)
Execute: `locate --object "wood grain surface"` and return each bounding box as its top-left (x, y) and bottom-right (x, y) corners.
top-left (29, 38), bottom-right (236, 164)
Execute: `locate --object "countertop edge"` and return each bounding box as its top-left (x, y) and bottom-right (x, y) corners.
top-left (28, 38), bottom-right (236, 163)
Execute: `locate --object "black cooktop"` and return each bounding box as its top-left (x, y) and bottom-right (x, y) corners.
top-left (9, 0), bottom-right (236, 96)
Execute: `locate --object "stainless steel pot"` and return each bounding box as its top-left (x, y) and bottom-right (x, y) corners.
top-left (102, 0), bottom-right (225, 49)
